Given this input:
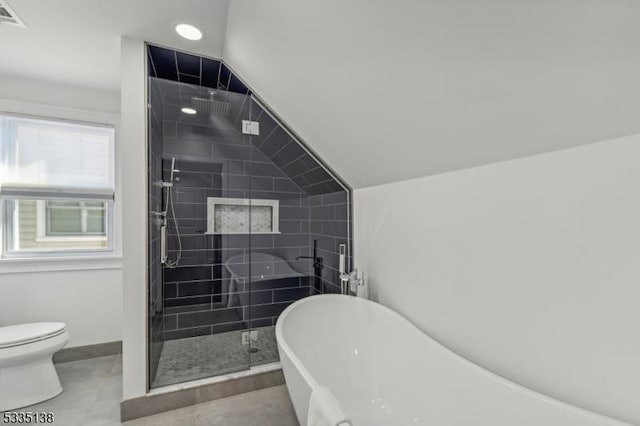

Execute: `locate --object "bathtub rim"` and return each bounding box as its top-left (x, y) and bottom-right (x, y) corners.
top-left (275, 294), bottom-right (631, 426)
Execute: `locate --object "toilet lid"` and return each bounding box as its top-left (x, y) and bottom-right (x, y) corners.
top-left (0, 322), bottom-right (67, 349)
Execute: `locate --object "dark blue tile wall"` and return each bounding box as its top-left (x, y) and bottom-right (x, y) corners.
top-left (248, 102), bottom-right (345, 195)
top-left (156, 78), bottom-right (314, 340)
top-left (148, 44), bottom-right (247, 95)
top-left (147, 45), bottom-right (353, 343)
top-left (147, 44), bottom-right (348, 196)
top-left (306, 191), bottom-right (352, 294)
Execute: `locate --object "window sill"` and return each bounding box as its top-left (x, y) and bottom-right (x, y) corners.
top-left (0, 255), bottom-right (123, 274)
top-left (35, 236), bottom-right (108, 243)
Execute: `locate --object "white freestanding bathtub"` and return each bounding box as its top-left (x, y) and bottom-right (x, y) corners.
top-left (224, 252), bottom-right (306, 309)
top-left (275, 295), bottom-right (630, 426)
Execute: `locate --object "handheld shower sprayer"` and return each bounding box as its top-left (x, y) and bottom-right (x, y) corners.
top-left (169, 157), bottom-right (180, 183)
top-left (160, 157), bottom-right (182, 268)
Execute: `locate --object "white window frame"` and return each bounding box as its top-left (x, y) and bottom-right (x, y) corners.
top-left (0, 106), bottom-right (119, 266)
top-left (206, 197), bottom-right (280, 235)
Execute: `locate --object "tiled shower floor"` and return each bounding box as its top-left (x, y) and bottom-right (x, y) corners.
top-left (152, 326), bottom-right (279, 388)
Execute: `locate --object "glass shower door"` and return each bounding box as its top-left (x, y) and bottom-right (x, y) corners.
top-left (196, 87), bottom-right (254, 377)
top-left (244, 97), bottom-right (293, 367)
top-left (147, 50), bottom-right (352, 389)
top-left (148, 78), bottom-right (255, 387)
top-left (244, 96), bottom-right (318, 368)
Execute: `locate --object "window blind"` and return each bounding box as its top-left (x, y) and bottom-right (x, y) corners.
top-left (0, 114), bottom-right (115, 200)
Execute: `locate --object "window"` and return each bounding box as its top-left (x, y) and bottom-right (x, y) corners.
top-left (0, 114), bottom-right (115, 256)
top-left (38, 200), bottom-right (107, 238)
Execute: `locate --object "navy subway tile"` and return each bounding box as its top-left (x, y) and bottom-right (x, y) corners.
top-left (211, 321), bottom-right (247, 334)
top-left (177, 308), bottom-right (243, 328)
top-left (178, 73), bottom-right (200, 86)
top-left (251, 177), bottom-right (274, 191)
top-left (224, 160), bottom-right (245, 175)
top-left (308, 194), bottom-right (323, 207)
top-left (228, 75), bottom-right (249, 94)
top-left (164, 295), bottom-right (212, 308)
top-left (227, 174), bottom-right (251, 189)
top-left (249, 318), bottom-right (273, 328)
top-left (164, 137), bottom-right (212, 157)
top-left (162, 326), bottom-right (212, 341)
top-left (281, 156), bottom-right (313, 178)
top-left (176, 52), bottom-right (201, 76)
top-left (297, 167), bottom-right (332, 187)
top-left (322, 221), bottom-right (348, 238)
top-left (274, 233), bottom-right (309, 247)
top-left (163, 283), bottom-right (177, 299)
top-left (279, 221), bottom-right (301, 234)
top-left (250, 234), bottom-right (274, 248)
top-left (250, 277), bottom-right (303, 291)
top-left (163, 315), bottom-right (177, 331)
top-left (335, 203), bottom-right (348, 219)
top-left (323, 191), bottom-right (348, 205)
top-left (173, 171), bottom-right (213, 188)
top-left (164, 265), bottom-right (211, 283)
top-left (274, 286), bottom-right (311, 303)
top-left (148, 45), bottom-right (178, 80)
top-left (251, 162), bottom-right (285, 178)
top-left (303, 181), bottom-right (335, 195)
top-left (218, 64), bottom-right (231, 89)
top-left (211, 144), bottom-right (253, 161)
top-left (280, 206), bottom-right (309, 220)
top-left (201, 58), bottom-right (221, 89)
top-left (250, 302), bottom-right (291, 320)
top-left (310, 221), bottom-right (322, 234)
top-left (177, 123), bottom-right (242, 142)
top-left (311, 205), bottom-right (335, 220)
top-left (274, 179), bottom-right (302, 193)
top-left (178, 281), bottom-right (214, 297)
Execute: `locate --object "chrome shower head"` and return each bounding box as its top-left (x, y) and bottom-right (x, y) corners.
top-left (191, 90), bottom-right (231, 117)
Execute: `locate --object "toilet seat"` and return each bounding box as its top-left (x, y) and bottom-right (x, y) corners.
top-left (0, 322), bottom-right (67, 349)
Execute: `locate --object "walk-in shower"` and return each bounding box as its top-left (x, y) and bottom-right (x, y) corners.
top-left (146, 45), bottom-right (352, 389)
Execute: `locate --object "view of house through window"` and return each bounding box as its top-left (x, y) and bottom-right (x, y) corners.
top-left (0, 113), bottom-right (115, 255)
top-left (45, 201), bottom-right (106, 236)
top-left (9, 200), bottom-right (110, 251)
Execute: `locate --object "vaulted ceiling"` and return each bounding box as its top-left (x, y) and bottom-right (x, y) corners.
top-left (223, 0), bottom-right (640, 188)
top-left (1, 0), bottom-right (639, 188)
top-left (0, 0), bottom-right (230, 91)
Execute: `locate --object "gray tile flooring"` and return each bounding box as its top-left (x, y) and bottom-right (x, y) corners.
top-left (153, 326), bottom-right (280, 388)
top-left (20, 355), bottom-right (122, 425)
top-left (15, 354), bottom-right (298, 426)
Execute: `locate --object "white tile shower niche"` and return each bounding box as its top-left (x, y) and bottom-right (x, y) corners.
top-left (206, 197), bottom-right (280, 234)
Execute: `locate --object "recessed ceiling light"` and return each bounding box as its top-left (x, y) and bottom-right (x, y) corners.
top-left (181, 107), bottom-right (197, 115)
top-left (175, 24), bottom-right (202, 41)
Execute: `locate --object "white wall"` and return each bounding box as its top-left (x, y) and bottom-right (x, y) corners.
top-left (120, 37), bottom-right (148, 399)
top-left (354, 135), bottom-right (640, 425)
top-left (0, 74), bottom-right (119, 114)
top-left (0, 270), bottom-right (122, 347)
top-left (0, 87), bottom-right (123, 349)
top-left (224, 0), bottom-right (640, 188)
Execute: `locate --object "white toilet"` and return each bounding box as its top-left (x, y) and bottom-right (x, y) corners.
top-left (0, 322), bottom-right (69, 411)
